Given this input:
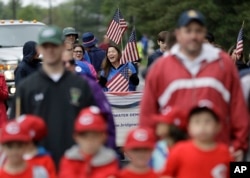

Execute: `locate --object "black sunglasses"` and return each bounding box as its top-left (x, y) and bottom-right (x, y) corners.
top-left (63, 59), bottom-right (75, 65)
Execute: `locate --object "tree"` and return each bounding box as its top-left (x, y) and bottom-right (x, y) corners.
top-left (101, 0), bottom-right (250, 56)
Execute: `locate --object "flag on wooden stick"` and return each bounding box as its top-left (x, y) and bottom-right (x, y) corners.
top-left (106, 8), bottom-right (127, 44)
top-left (120, 28), bottom-right (139, 64)
top-left (236, 21), bottom-right (244, 57)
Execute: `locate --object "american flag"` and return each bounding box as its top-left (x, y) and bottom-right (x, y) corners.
top-left (236, 27), bottom-right (243, 56)
top-left (106, 9), bottom-right (127, 44)
top-left (106, 64), bottom-right (129, 92)
top-left (120, 28), bottom-right (139, 64)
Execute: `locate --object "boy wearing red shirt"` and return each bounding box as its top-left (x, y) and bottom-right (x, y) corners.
top-left (161, 100), bottom-right (232, 178)
top-left (59, 106), bottom-right (118, 178)
top-left (0, 121), bottom-right (48, 178)
top-left (117, 127), bottom-right (158, 178)
top-left (17, 115), bottom-right (56, 178)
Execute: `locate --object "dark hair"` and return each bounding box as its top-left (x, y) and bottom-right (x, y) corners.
top-left (73, 44), bottom-right (85, 55)
top-left (157, 31), bottom-right (169, 42)
top-left (165, 30), bottom-right (176, 50)
top-left (168, 125), bottom-right (187, 143)
top-left (205, 32), bottom-right (215, 43)
top-left (101, 45), bottom-right (122, 78)
top-left (188, 107), bottom-right (219, 122)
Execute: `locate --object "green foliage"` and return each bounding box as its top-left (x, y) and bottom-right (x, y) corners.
top-left (1, 0), bottom-right (250, 55)
top-left (101, 0), bottom-right (250, 55)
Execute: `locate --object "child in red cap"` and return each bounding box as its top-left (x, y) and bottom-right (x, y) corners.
top-left (151, 107), bottom-right (187, 172)
top-left (17, 114), bottom-right (56, 178)
top-left (117, 127), bottom-right (158, 178)
top-left (0, 121), bottom-right (48, 178)
top-left (161, 100), bottom-right (232, 178)
top-left (58, 106), bottom-right (118, 178)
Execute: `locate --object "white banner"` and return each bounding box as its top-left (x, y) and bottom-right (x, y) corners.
top-left (105, 92), bottom-right (142, 146)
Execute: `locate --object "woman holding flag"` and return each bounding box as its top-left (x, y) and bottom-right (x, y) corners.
top-left (99, 45), bottom-right (139, 92)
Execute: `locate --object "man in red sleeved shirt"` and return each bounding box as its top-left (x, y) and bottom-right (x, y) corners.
top-left (140, 9), bottom-right (249, 161)
top-left (58, 106), bottom-right (118, 178)
top-left (161, 100), bottom-right (232, 178)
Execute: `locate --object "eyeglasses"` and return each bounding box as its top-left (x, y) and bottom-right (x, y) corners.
top-left (73, 50), bottom-right (83, 54)
top-left (63, 59), bottom-right (75, 65)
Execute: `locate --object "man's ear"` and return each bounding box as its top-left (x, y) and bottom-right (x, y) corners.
top-left (215, 123), bottom-right (222, 134)
top-left (174, 29), bottom-right (181, 42)
top-left (73, 133), bottom-right (79, 143)
top-left (101, 132), bottom-right (107, 143)
top-left (36, 46), bottom-right (41, 54)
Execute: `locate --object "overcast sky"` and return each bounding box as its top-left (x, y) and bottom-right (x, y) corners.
top-left (1, 0), bottom-right (69, 8)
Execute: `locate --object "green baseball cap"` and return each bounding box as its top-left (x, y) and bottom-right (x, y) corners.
top-left (38, 26), bottom-right (63, 45)
top-left (63, 27), bottom-right (78, 38)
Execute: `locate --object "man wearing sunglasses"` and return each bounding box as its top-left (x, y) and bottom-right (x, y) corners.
top-left (10, 26), bottom-right (96, 166)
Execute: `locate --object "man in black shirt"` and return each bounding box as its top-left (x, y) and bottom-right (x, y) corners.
top-left (10, 26), bottom-right (96, 165)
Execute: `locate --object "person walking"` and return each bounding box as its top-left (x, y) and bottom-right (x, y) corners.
top-left (14, 41), bottom-right (41, 86)
top-left (140, 10), bottom-right (249, 161)
top-left (82, 32), bottom-right (106, 73)
top-left (10, 26), bottom-right (96, 166)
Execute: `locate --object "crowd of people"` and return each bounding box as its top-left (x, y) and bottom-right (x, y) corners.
top-left (0, 9), bottom-right (249, 178)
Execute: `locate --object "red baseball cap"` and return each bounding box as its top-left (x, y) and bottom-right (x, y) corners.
top-left (155, 107), bottom-right (187, 131)
top-left (74, 106), bottom-right (107, 132)
top-left (188, 99), bottom-right (221, 122)
top-left (124, 127), bottom-right (155, 150)
top-left (0, 121), bottom-right (31, 143)
top-left (17, 115), bottom-right (47, 141)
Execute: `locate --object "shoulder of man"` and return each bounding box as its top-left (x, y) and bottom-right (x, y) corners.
top-left (17, 70), bottom-right (41, 87)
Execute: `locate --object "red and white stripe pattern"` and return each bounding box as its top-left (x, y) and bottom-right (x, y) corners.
top-left (236, 27), bottom-right (243, 56)
top-left (120, 28), bottom-right (139, 64)
top-left (106, 65), bottom-right (129, 92)
top-left (106, 9), bottom-right (127, 44)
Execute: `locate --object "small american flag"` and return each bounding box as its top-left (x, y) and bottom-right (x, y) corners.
top-left (106, 9), bottom-right (127, 44)
top-left (120, 28), bottom-right (139, 64)
top-left (106, 64), bottom-right (129, 92)
top-left (236, 27), bottom-right (243, 56)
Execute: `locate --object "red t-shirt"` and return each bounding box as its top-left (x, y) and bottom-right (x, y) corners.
top-left (27, 155), bottom-right (56, 178)
top-left (117, 168), bottom-right (158, 178)
top-left (162, 140), bottom-right (232, 178)
top-left (0, 164), bottom-right (33, 178)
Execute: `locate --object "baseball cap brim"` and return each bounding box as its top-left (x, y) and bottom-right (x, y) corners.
top-left (65, 32), bottom-right (78, 37)
top-left (74, 126), bottom-right (107, 133)
top-left (124, 142), bottom-right (155, 150)
top-left (0, 135), bottom-right (31, 143)
top-left (179, 18), bottom-right (205, 27)
top-left (38, 38), bottom-right (62, 46)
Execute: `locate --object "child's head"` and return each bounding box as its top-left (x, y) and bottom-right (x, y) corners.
top-left (157, 31), bottom-right (168, 52)
top-left (124, 127), bottom-right (155, 168)
top-left (0, 121), bottom-right (31, 164)
top-left (74, 106), bottom-right (107, 155)
top-left (155, 107), bottom-right (187, 143)
top-left (188, 100), bottom-right (221, 142)
top-left (17, 114), bottom-right (47, 145)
